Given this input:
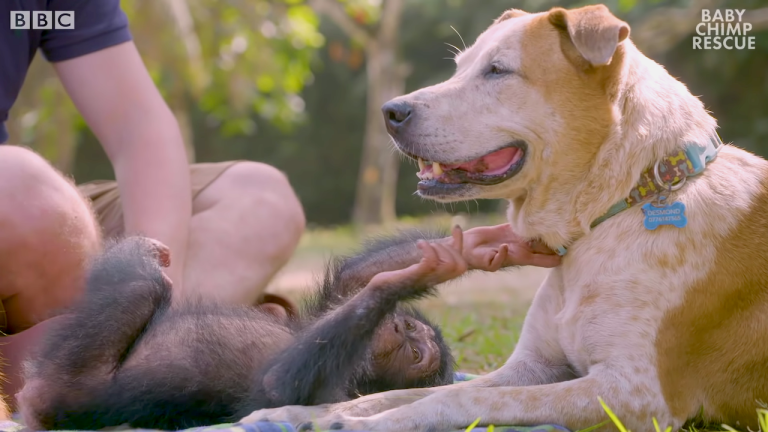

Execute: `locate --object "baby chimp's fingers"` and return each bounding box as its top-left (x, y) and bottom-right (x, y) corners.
top-left (527, 252), bottom-right (562, 268)
top-left (144, 238), bottom-right (171, 268)
top-left (416, 240), bottom-right (440, 272)
top-left (450, 225), bottom-right (464, 253)
top-left (508, 246), bottom-right (561, 268)
top-left (433, 243), bottom-right (468, 276)
top-left (489, 244), bottom-right (509, 271)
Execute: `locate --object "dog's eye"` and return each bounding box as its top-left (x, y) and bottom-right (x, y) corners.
top-left (486, 63), bottom-right (509, 77)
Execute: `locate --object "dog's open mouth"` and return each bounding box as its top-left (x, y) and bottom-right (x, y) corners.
top-left (406, 141), bottom-right (527, 189)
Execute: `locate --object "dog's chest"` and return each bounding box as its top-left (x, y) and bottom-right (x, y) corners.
top-left (549, 240), bottom-right (704, 376)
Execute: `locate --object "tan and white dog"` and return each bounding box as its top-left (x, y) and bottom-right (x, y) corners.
top-left (243, 4), bottom-right (768, 431)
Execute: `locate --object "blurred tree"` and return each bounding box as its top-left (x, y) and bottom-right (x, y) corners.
top-left (308, 0), bottom-right (411, 227)
top-left (9, 0), bottom-right (324, 172)
top-left (307, 0), bottom-right (594, 227)
top-left (123, 0), bottom-right (325, 161)
top-left (6, 46), bottom-right (81, 171)
top-left (21, 0), bottom-right (767, 226)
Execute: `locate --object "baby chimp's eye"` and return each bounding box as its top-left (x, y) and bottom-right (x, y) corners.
top-left (412, 347), bottom-right (421, 362)
top-left (404, 320), bottom-right (416, 331)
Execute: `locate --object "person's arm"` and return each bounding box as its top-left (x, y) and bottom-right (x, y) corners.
top-left (52, 41), bottom-right (191, 292)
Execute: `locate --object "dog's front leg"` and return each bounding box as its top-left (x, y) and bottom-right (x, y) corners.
top-left (239, 387), bottom-right (438, 426)
top-left (484, 269), bottom-right (576, 387)
top-left (304, 366), bottom-right (677, 432)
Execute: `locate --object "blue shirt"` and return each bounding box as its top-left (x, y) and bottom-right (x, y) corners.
top-left (1, 0), bottom-right (133, 143)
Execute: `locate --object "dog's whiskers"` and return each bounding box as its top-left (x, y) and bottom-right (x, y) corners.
top-left (450, 25), bottom-right (467, 50)
top-left (444, 42), bottom-right (462, 59)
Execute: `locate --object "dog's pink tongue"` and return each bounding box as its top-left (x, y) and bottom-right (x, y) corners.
top-left (448, 147), bottom-right (521, 175)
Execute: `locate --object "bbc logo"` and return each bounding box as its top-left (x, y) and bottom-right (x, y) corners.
top-left (10, 11), bottom-right (75, 30)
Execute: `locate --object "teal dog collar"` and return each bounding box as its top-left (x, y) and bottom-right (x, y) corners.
top-left (553, 134), bottom-right (723, 256)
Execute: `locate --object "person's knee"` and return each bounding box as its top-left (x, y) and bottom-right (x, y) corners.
top-left (0, 146), bottom-right (100, 330)
top-left (226, 161), bottom-right (305, 234)
top-left (0, 145), bottom-right (61, 194)
top-left (0, 145), bottom-right (99, 238)
top-left (199, 162), bottom-right (305, 261)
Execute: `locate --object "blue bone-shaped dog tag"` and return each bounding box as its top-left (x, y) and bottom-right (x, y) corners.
top-left (642, 201), bottom-right (687, 230)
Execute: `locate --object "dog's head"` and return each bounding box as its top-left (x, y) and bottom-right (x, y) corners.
top-left (383, 5), bottom-right (633, 234)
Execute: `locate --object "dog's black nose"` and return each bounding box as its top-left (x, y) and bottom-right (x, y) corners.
top-left (382, 100), bottom-right (413, 135)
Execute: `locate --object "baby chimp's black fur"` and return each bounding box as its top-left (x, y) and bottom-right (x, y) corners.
top-left (19, 232), bottom-right (455, 431)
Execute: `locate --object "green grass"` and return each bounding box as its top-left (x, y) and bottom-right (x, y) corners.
top-left (418, 300), bottom-right (528, 374)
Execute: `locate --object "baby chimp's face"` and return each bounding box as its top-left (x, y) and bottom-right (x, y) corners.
top-left (370, 313), bottom-right (442, 384)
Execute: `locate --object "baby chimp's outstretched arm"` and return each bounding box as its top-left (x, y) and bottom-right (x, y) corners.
top-left (311, 223), bottom-right (559, 313)
top-left (310, 229), bottom-right (449, 315)
top-left (244, 231), bottom-right (467, 410)
top-left (18, 237), bottom-right (173, 431)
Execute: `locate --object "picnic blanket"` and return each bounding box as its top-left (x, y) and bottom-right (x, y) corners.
top-left (0, 373), bottom-right (571, 432)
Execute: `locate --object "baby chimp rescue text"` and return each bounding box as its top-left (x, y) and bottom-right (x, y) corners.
top-left (694, 9), bottom-right (755, 50)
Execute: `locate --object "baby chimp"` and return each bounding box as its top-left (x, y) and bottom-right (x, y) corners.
top-left (19, 228), bottom-right (478, 431)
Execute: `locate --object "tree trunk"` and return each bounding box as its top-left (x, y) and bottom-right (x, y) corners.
top-left (308, 0), bottom-right (406, 228)
top-left (352, 40), bottom-right (407, 227)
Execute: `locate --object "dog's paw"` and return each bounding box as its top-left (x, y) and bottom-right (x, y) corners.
top-left (331, 387), bottom-right (434, 417)
top-left (239, 405), bottom-right (331, 426)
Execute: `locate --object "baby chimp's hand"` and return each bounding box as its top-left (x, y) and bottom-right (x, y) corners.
top-left (459, 224), bottom-right (561, 271)
top-left (141, 237), bottom-right (171, 268)
top-left (368, 226), bottom-right (469, 289)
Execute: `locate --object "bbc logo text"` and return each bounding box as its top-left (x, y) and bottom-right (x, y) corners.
top-left (10, 11), bottom-right (75, 30)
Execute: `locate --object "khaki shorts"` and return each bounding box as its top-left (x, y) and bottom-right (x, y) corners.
top-left (78, 161), bottom-right (239, 240)
top-left (1, 160), bottom-right (298, 333)
top-left (76, 160), bottom-right (297, 315)
top-left (0, 161), bottom-right (240, 333)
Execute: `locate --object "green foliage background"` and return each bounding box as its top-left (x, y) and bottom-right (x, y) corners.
top-left (34, 0), bottom-right (768, 225)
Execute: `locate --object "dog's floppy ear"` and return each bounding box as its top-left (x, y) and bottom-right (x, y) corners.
top-left (548, 5), bottom-right (630, 67)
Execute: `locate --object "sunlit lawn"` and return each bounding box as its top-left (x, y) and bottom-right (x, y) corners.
top-left (418, 300), bottom-right (528, 374)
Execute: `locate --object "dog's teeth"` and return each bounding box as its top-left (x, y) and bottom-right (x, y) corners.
top-left (433, 162), bottom-right (443, 176)
top-left (417, 169), bottom-right (433, 180)
top-left (418, 158), bottom-right (425, 172)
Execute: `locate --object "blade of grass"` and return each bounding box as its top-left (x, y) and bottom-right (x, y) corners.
top-left (576, 420), bottom-right (611, 432)
top-left (598, 396), bottom-right (630, 432)
top-left (465, 417), bottom-right (482, 432)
